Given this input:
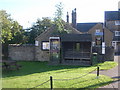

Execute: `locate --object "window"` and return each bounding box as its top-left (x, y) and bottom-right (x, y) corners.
top-left (96, 29), bottom-right (100, 33)
top-left (112, 42), bottom-right (116, 49)
top-left (41, 41), bottom-right (50, 50)
top-left (115, 31), bottom-right (120, 36)
top-left (75, 43), bottom-right (80, 51)
top-left (115, 21), bottom-right (120, 25)
top-left (95, 37), bottom-right (102, 45)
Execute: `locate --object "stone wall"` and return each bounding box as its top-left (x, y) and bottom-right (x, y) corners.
top-left (35, 45), bottom-right (50, 61)
top-left (104, 46), bottom-right (114, 61)
top-left (92, 46), bottom-right (114, 62)
top-left (9, 44), bottom-right (35, 61)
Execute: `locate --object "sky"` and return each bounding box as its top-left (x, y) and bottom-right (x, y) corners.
top-left (0, 0), bottom-right (120, 29)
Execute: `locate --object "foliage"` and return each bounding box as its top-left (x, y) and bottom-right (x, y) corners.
top-left (0, 10), bottom-right (27, 59)
top-left (24, 2), bottom-right (70, 44)
top-left (9, 21), bottom-right (27, 44)
top-left (53, 2), bottom-right (70, 35)
top-left (0, 10), bottom-right (13, 43)
top-left (2, 61), bottom-right (117, 88)
top-left (0, 10), bottom-right (27, 44)
top-left (26, 17), bottom-right (53, 44)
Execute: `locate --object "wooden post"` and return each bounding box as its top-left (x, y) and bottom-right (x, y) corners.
top-left (97, 67), bottom-right (99, 78)
top-left (50, 76), bottom-right (53, 90)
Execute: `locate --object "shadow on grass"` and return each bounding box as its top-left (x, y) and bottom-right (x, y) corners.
top-left (69, 77), bottom-right (114, 89)
top-left (2, 61), bottom-right (90, 78)
top-left (77, 80), bottom-right (113, 89)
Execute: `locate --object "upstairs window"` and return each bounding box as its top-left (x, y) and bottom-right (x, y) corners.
top-left (115, 31), bottom-right (120, 36)
top-left (96, 29), bottom-right (100, 33)
top-left (115, 21), bottom-right (120, 25)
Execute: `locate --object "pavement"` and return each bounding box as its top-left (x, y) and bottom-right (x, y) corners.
top-left (95, 56), bottom-right (120, 89)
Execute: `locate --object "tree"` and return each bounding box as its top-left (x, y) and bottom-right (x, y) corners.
top-left (53, 2), bottom-right (64, 33)
top-left (0, 10), bottom-right (26, 44)
top-left (27, 17), bottom-right (53, 44)
top-left (53, 2), bottom-right (70, 35)
top-left (0, 10), bottom-right (13, 43)
top-left (9, 21), bottom-right (27, 44)
top-left (0, 10), bottom-right (27, 59)
top-left (0, 10), bottom-right (13, 59)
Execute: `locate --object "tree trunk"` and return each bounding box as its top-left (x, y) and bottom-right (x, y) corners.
top-left (2, 42), bottom-right (9, 60)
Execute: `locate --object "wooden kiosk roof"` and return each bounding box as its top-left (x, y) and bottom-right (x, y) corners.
top-left (61, 34), bottom-right (92, 42)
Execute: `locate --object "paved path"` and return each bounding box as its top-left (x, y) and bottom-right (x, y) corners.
top-left (95, 56), bottom-right (120, 89)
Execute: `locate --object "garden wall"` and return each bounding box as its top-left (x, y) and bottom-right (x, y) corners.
top-left (8, 44), bottom-right (35, 61)
top-left (92, 46), bottom-right (114, 62)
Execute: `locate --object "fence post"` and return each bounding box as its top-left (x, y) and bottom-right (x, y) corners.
top-left (50, 76), bottom-right (53, 90)
top-left (97, 67), bottom-right (99, 78)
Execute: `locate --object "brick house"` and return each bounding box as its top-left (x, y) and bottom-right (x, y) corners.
top-left (70, 8), bottom-right (113, 47)
top-left (76, 23), bottom-right (113, 47)
top-left (105, 9), bottom-right (120, 54)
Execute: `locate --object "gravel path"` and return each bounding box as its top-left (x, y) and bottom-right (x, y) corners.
top-left (95, 56), bottom-right (120, 89)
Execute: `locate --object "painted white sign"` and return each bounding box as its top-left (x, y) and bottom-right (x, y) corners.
top-left (42, 42), bottom-right (50, 50)
top-left (35, 41), bottom-right (39, 46)
top-left (102, 42), bottom-right (105, 54)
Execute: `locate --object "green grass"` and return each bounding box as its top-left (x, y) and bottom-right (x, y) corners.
top-left (2, 61), bottom-right (117, 88)
top-left (97, 61), bottom-right (118, 70)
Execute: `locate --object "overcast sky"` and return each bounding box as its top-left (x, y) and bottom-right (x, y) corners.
top-left (0, 0), bottom-right (119, 29)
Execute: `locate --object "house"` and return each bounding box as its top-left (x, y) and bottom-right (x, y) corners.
top-left (105, 9), bottom-right (120, 54)
top-left (77, 23), bottom-right (113, 47)
top-left (70, 8), bottom-right (113, 47)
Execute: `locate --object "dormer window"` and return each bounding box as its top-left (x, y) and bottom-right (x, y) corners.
top-left (115, 31), bottom-right (120, 36)
top-left (115, 21), bottom-right (120, 25)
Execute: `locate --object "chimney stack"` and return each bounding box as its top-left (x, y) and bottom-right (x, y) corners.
top-left (72, 8), bottom-right (77, 28)
top-left (66, 12), bottom-right (69, 23)
top-left (118, 1), bottom-right (120, 11)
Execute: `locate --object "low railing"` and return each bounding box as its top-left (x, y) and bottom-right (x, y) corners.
top-left (28, 67), bottom-right (101, 90)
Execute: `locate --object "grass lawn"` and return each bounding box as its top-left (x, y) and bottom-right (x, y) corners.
top-left (2, 61), bottom-right (117, 89)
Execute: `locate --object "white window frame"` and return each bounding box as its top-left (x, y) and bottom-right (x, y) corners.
top-left (115, 31), bottom-right (120, 36)
top-left (115, 21), bottom-right (120, 25)
top-left (96, 29), bottom-right (100, 33)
